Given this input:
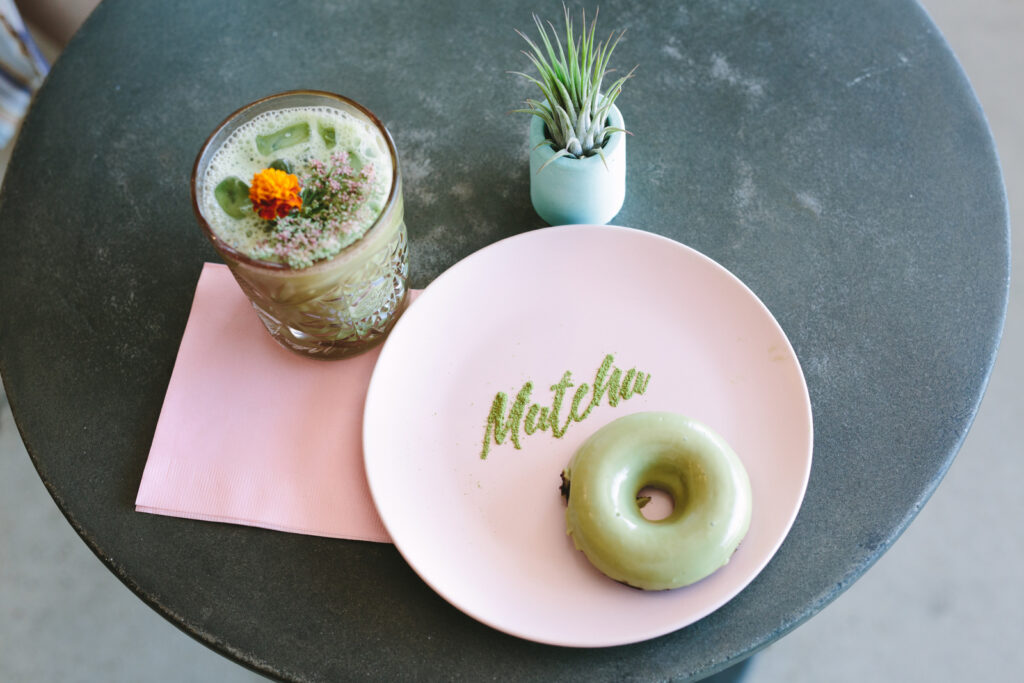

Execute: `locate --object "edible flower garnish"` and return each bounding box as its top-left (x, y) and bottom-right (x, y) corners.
top-left (248, 151), bottom-right (379, 269)
top-left (249, 167), bottom-right (302, 220)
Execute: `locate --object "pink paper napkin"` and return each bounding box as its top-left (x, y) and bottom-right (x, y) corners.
top-left (135, 262), bottom-right (413, 543)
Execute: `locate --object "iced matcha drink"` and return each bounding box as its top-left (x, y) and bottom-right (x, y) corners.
top-left (192, 91), bottom-right (408, 359)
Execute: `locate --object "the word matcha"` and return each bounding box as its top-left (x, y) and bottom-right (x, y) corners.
top-left (479, 353), bottom-right (652, 459)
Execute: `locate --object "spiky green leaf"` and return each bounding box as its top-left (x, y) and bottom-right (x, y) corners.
top-left (512, 6), bottom-right (635, 168)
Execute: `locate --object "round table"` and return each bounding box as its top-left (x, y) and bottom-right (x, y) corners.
top-left (0, 0), bottom-right (1008, 679)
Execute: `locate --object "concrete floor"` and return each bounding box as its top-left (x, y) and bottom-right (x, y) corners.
top-left (1, 0), bottom-right (1020, 680)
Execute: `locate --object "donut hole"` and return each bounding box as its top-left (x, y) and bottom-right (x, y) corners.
top-left (636, 486), bottom-right (675, 521)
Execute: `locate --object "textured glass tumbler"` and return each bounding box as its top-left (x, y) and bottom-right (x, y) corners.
top-left (192, 91), bottom-right (409, 360)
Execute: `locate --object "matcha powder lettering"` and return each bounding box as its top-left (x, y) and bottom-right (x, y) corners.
top-left (479, 353), bottom-right (652, 459)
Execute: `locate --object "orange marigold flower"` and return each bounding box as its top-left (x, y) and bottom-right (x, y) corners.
top-left (249, 167), bottom-right (302, 220)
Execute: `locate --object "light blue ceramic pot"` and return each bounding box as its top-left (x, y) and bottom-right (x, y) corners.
top-left (528, 103), bottom-right (626, 226)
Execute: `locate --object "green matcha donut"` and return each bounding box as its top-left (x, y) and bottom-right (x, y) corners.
top-left (561, 412), bottom-right (752, 590)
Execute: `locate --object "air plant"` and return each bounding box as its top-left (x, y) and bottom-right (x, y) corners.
top-left (512, 5), bottom-right (635, 173)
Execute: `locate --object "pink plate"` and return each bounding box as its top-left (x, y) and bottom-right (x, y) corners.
top-left (364, 225), bottom-right (813, 647)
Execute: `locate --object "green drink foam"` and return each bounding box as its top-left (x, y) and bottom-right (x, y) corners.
top-left (201, 105), bottom-right (393, 266)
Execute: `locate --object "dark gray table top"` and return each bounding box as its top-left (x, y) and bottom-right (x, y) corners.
top-left (0, 0), bottom-right (1009, 680)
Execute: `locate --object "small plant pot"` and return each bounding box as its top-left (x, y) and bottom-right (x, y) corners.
top-left (528, 103), bottom-right (626, 226)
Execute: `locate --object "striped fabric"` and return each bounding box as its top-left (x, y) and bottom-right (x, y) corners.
top-left (0, 0), bottom-right (48, 148)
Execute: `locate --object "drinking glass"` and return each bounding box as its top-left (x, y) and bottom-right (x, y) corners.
top-left (192, 90), bottom-right (409, 359)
